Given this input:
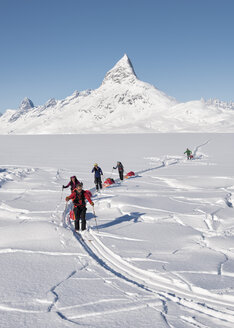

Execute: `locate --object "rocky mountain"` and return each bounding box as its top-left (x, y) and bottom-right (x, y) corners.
top-left (0, 54), bottom-right (233, 134)
top-left (10, 98), bottom-right (35, 123)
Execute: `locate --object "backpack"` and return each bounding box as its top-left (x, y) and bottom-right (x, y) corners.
top-left (73, 190), bottom-right (86, 207)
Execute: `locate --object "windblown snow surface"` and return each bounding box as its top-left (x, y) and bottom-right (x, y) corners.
top-left (0, 134), bottom-right (234, 327)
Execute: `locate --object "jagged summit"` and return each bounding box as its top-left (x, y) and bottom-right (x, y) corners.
top-left (19, 97), bottom-right (34, 111)
top-left (44, 98), bottom-right (57, 108)
top-left (102, 54), bottom-right (137, 85)
top-left (10, 97), bottom-right (35, 122)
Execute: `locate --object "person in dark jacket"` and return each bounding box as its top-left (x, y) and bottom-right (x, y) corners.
top-left (92, 163), bottom-right (103, 191)
top-left (63, 176), bottom-right (81, 191)
top-left (66, 183), bottom-right (94, 231)
top-left (113, 161), bottom-right (124, 180)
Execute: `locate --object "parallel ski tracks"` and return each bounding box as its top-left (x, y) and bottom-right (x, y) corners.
top-left (78, 229), bottom-right (234, 324)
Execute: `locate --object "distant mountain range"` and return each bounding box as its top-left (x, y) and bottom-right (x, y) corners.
top-left (0, 54), bottom-right (233, 134)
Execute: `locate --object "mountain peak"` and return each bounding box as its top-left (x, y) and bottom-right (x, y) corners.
top-left (102, 54), bottom-right (137, 85)
top-left (9, 97), bottom-right (35, 122)
top-left (19, 97), bottom-right (34, 111)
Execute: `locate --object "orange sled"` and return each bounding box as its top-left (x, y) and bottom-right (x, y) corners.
top-left (104, 178), bottom-right (115, 188)
top-left (125, 171), bottom-right (135, 179)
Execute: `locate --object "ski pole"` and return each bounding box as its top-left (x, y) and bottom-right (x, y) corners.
top-left (62, 202), bottom-right (68, 226)
top-left (92, 206), bottom-right (99, 233)
top-left (110, 168), bottom-right (114, 178)
top-left (60, 187), bottom-right (64, 203)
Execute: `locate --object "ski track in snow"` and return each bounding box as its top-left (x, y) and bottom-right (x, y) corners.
top-left (0, 248), bottom-right (87, 257)
top-left (71, 229), bottom-right (234, 324)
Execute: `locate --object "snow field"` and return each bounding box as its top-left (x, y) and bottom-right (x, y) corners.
top-left (0, 134), bottom-right (234, 327)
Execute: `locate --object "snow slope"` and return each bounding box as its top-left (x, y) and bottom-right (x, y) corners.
top-left (0, 133), bottom-right (234, 327)
top-left (0, 55), bottom-right (234, 134)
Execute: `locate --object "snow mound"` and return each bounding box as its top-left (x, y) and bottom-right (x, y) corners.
top-left (0, 167), bottom-right (33, 188)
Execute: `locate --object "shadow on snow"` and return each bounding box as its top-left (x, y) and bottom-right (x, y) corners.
top-left (93, 212), bottom-right (145, 230)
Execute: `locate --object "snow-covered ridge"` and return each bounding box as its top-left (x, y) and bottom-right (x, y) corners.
top-left (0, 54), bottom-right (233, 134)
top-left (204, 98), bottom-right (234, 111)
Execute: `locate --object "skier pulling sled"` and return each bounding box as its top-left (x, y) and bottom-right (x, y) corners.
top-left (66, 183), bottom-right (94, 232)
top-left (92, 163), bottom-right (103, 192)
top-left (113, 161), bottom-right (124, 180)
top-left (69, 190), bottom-right (93, 220)
top-left (184, 148), bottom-right (193, 160)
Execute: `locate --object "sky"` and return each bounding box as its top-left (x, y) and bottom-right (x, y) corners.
top-left (0, 0), bottom-right (233, 113)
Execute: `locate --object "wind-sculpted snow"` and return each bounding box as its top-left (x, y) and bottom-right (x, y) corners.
top-left (0, 134), bottom-right (234, 327)
top-left (0, 55), bottom-right (234, 133)
top-left (0, 167), bottom-right (33, 188)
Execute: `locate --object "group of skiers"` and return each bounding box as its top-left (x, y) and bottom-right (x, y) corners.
top-left (63, 150), bottom-right (192, 233)
top-left (63, 162), bottom-right (124, 232)
top-left (90, 161), bottom-right (124, 191)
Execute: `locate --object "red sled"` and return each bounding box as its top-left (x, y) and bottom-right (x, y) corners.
top-left (189, 155), bottom-right (194, 159)
top-left (69, 210), bottom-right (75, 221)
top-left (104, 178), bottom-right (115, 188)
top-left (125, 171), bottom-right (135, 179)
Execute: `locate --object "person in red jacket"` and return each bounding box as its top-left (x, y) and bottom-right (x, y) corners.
top-left (63, 176), bottom-right (82, 192)
top-left (66, 183), bottom-right (94, 231)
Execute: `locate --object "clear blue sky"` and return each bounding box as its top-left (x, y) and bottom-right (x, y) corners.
top-left (0, 0), bottom-right (233, 113)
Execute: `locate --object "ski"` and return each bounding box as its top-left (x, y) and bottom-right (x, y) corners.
top-left (75, 230), bottom-right (93, 242)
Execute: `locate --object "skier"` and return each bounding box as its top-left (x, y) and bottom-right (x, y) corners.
top-left (63, 176), bottom-right (82, 191)
top-left (65, 183), bottom-right (94, 231)
top-left (184, 148), bottom-right (192, 160)
top-left (92, 163), bottom-right (103, 191)
top-left (113, 161), bottom-right (124, 180)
